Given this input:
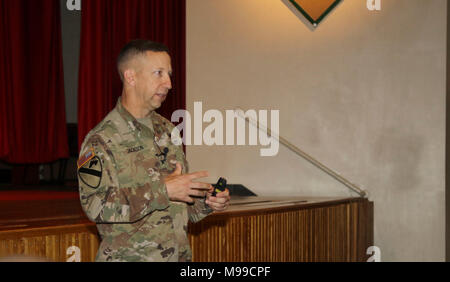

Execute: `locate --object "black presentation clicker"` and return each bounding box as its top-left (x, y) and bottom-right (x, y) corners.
top-left (212, 177), bottom-right (227, 196)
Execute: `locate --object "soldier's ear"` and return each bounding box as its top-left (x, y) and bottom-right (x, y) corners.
top-left (123, 69), bottom-right (136, 86)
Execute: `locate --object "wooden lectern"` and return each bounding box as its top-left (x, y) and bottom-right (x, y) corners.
top-left (0, 195), bottom-right (372, 262)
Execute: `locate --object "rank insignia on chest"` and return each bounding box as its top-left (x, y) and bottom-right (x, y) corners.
top-left (78, 156), bottom-right (103, 189)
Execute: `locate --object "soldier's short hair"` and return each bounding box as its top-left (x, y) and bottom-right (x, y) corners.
top-left (117, 39), bottom-right (170, 82)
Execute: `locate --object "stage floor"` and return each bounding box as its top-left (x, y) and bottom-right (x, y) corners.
top-left (0, 189), bottom-right (87, 232)
top-left (0, 190), bottom-right (79, 201)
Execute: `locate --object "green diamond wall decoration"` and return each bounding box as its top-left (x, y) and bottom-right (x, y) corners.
top-left (284, 0), bottom-right (342, 28)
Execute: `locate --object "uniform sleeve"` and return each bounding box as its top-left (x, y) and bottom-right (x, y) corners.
top-left (166, 121), bottom-right (214, 222)
top-left (78, 135), bottom-right (170, 223)
top-left (187, 198), bottom-right (214, 223)
top-left (170, 133), bottom-right (214, 222)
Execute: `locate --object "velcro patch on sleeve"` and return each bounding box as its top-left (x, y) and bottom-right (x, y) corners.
top-left (77, 147), bottom-right (95, 169)
top-left (78, 156), bottom-right (103, 189)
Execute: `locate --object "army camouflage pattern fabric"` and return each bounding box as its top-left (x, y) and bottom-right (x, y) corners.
top-left (78, 98), bottom-right (213, 262)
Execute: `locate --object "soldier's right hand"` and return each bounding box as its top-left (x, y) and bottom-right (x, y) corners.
top-left (164, 163), bottom-right (213, 203)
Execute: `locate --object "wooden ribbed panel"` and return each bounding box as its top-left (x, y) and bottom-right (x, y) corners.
top-left (0, 235), bottom-right (59, 261)
top-left (188, 199), bottom-right (372, 262)
top-left (60, 231), bottom-right (99, 262)
top-left (0, 224), bottom-right (99, 262)
top-left (0, 236), bottom-right (59, 260)
top-left (0, 197), bottom-right (372, 262)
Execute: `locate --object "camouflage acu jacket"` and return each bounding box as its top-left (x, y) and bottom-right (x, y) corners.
top-left (77, 98), bottom-right (213, 262)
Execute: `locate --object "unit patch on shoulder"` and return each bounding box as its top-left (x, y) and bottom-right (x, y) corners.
top-left (78, 156), bottom-right (102, 189)
top-left (78, 147), bottom-right (95, 169)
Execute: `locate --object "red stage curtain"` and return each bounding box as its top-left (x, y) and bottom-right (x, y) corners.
top-left (78, 0), bottom-right (186, 148)
top-left (0, 0), bottom-right (69, 164)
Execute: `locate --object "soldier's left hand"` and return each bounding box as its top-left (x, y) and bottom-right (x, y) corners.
top-left (205, 189), bottom-right (230, 212)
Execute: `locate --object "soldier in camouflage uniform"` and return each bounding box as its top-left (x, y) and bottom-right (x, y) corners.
top-left (77, 40), bottom-right (230, 262)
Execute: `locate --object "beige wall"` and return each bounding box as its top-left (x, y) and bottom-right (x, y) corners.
top-left (60, 0), bottom-right (81, 124)
top-left (186, 0), bottom-right (446, 261)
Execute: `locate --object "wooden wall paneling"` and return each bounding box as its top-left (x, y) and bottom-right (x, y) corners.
top-left (0, 197), bottom-right (372, 262)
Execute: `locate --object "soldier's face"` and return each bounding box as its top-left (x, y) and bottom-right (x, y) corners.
top-left (135, 51), bottom-right (172, 111)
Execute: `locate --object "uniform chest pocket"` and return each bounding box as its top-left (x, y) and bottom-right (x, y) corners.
top-left (114, 145), bottom-right (164, 187)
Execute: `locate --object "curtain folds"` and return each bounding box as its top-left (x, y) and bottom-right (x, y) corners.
top-left (0, 0), bottom-right (69, 164)
top-left (78, 0), bottom-right (186, 148)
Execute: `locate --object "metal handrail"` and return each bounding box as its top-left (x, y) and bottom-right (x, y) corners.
top-left (235, 108), bottom-right (367, 198)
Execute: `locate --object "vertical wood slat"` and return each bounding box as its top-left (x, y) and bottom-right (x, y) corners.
top-left (0, 198), bottom-right (373, 262)
top-left (60, 231), bottom-right (100, 262)
top-left (0, 235), bottom-right (59, 261)
top-left (0, 225), bottom-right (99, 262)
top-left (189, 198), bottom-right (373, 262)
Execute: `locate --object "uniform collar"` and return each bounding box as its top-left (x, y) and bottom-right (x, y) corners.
top-left (115, 97), bottom-right (146, 133)
top-left (115, 97), bottom-right (165, 139)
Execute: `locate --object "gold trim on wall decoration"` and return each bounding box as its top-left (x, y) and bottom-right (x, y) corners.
top-left (282, 0), bottom-right (342, 29)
